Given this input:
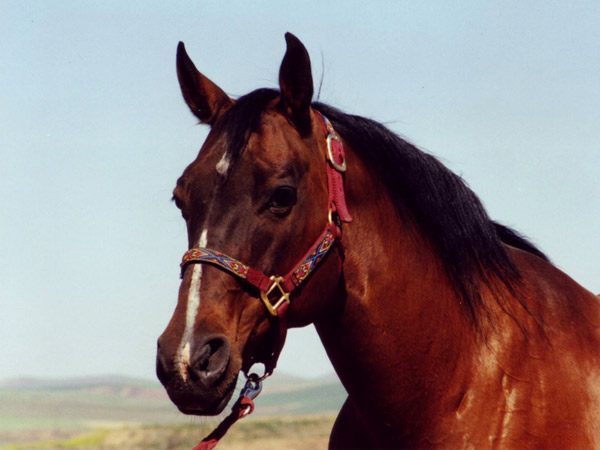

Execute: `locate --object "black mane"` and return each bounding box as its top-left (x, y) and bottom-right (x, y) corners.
top-left (219, 88), bottom-right (548, 319)
top-left (314, 102), bottom-right (548, 318)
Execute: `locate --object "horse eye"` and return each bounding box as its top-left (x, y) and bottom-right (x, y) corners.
top-left (268, 186), bottom-right (297, 215)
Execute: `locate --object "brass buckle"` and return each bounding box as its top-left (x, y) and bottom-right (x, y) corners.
top-left (327, 134), bottom-right (347, 172)
top-left (260, 276), bottom-right (290, 316)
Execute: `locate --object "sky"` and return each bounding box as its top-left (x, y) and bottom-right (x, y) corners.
top-left (1, 1), bottom-right (599, 382)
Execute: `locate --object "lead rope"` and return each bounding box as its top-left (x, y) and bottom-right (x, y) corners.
top-left (192, 373), bottom-right (264, 450)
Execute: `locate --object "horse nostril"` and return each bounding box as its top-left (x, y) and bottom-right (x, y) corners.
top-left (189, 336), bottom-right (230, 384)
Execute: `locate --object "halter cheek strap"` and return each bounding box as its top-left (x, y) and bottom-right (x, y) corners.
top-left (180, 112), bottom-right (351, 318)
top-left (322, 114), bottom-right (352, 223)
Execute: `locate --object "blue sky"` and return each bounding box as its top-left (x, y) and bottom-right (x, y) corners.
top-left (2, 1), bottom-right (599, 381)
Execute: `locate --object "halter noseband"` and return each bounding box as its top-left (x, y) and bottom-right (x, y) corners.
top-left (179, 112), bottom-right (352, 317)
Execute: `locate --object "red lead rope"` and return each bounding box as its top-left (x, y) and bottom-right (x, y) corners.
top-left (192, 375), bottom-right (262, 450)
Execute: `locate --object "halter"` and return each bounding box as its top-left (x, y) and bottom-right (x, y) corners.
top-left (180, 112), bottom-right (352, 317)
top-left (181, 112), bottom-right (351, 450)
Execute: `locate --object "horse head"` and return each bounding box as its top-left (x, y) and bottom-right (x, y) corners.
top-left (156, 33), bottom-right (344, 415)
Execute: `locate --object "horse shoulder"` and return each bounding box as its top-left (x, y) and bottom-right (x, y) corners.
top-left (491, 247), bottom-right (600, 447)
top-left (507, 245), bottom-right (600, 335)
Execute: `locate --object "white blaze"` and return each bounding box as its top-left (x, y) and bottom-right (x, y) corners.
top-left (179, 342), bottom-right (191, 382)
top-left (177, 229), bottom-right (208, 380)
top-left (215, 152), bottom-right (230, 175)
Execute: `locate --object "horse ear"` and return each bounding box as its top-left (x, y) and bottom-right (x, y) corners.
top-left (279, 33), bottom-right (314, 133)
top-left (176, 42), bottom-right (233, 125)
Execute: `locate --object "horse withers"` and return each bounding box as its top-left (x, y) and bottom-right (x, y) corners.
top-left (156, 33), bottom-right (600, 449)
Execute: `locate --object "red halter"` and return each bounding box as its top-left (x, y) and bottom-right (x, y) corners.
top-left (180, 112), bottom-right (352, 317)
top-left (181, 112), bottom-right (351, 450)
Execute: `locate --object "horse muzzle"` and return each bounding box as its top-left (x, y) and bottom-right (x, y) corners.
top-left (156, 332), bottom-right (237, 415)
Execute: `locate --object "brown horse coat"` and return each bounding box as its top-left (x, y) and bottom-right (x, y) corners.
top-left (157, 33), bottom-right (600, 449)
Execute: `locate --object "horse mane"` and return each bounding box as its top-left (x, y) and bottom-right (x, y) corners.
top-left (218, 88), bottom-right (548, 320)
top-left (313, 102), bottom-right (548, 319)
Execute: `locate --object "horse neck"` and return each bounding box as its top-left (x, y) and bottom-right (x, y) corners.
top-left (314, 148), bottom-right (480, 430)
top-left (311, 140), bottom-right (600, 446)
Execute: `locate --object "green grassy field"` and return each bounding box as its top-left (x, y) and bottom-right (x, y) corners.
top-left (1, 416), bottom-right (337, 450)
top-left (0, 375), bottom-right (344, 449)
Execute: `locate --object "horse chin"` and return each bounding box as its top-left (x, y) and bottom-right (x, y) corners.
top-left (168, 373), bottom-right (239, 417)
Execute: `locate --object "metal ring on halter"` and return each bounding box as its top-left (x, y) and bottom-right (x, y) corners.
top-left (243, 366), bottom-right (271, 383)
top-left (240, 373), bottom-right (263, 400)
top-left (259, 276), bottom-right (290, 317)
top-left (327, 134), bottom-right (347, 172)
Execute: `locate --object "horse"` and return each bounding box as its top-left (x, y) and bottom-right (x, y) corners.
top-left (156, 33), bottom-right (600, 449)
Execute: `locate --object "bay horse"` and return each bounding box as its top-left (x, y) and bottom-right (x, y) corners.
top-left (157, 33), bottom-right (600, 449)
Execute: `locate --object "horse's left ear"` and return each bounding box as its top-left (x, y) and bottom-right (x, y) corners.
top-left (279, 33), bottom-right (314, 134)
top-left (176, 42), bottom-right (234, 125)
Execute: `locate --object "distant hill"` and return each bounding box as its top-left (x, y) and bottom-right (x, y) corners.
top-left (0, 375), bottom-right (157, 391)
top-left (0, 371), bottom-right (346, 437)
top-left (0, 375), bottom-right (165, 402)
